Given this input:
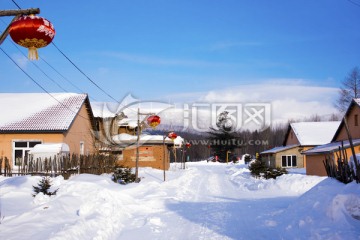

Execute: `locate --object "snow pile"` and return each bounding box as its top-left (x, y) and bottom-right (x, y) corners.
top-left (0, 162), bottom-right (359, 239)
top-left (227, 164), bottom-right (325, 195)
top-left (276, 178), bottom-right (360, 239)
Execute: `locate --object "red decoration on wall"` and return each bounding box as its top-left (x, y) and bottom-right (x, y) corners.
top-left (147, 115), bottom-right (161, 129)
top-left (168, 132), bottom-right (177, 140)
top-left (9, 15), bottom-right (55, 60)
top-left (186, 142), bottom-right (191, 148)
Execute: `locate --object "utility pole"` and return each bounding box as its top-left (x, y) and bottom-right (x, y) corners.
top-left (134, 108), bottom-right (157, 182)
top-left (0, 8), bottom-right (40, 45)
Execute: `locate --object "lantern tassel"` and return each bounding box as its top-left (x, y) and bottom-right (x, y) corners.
top-left (28, 47), bottom-right (39, 60)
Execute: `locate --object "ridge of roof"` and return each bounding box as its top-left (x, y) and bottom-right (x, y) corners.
top-left (0, 93), bottom-right (89, 132)
top-left (260, 144), bottom-right (299, 154)
top-left (332, 98), bottom-right (360, 142)
top-left (289, 121), bottom-right (340, 146)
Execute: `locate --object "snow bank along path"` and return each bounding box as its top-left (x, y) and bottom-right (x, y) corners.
top-left (0, 162), bottom-right (359, 239)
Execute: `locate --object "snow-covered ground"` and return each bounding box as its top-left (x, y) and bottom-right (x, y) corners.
top-left (1, 162), bottom-right (359, 240)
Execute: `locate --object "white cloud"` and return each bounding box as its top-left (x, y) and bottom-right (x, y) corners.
top-left (157, 79), bottom-right (340, 130)
top-left (199, 79), bottom-right (337, 103)
top-left (102, 80), bottom-right (339, 132)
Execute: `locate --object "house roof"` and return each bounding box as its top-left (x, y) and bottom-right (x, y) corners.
top-left (112, 133), bottom-right (184, 147)
top-left (90, 102), bottom-right (119, 118)
top-left (302, 138), bottom-right (360, 155)
top-left (0, 93), bottom-right (95, 132)
top-left (331, 98), bottom-right (360, 142)
top-left (260, 144), bottom-right (299, 155)
top-left (29, 143), bottom-right (70, 154)
top-left (284, 121), bottom-right (341, 146)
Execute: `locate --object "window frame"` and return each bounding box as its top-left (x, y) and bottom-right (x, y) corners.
top-left (281, 155), bottom-right (297, 168)
top-left (12, 140), bottom-right (42, 167)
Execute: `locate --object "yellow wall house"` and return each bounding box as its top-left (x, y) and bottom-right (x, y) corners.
top-left (303, 99), bottom-right (360, 176)
top-left (90, 102), bottom-right (183, 170)
top-left (260, 121), bottom-right (340, 169)
top-left (0, 93), bottom-right (96, 168)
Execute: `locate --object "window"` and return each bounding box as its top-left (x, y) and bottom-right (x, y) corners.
top-left (281, 155), bottom-right (297, 167)
top-left (13, 140), bottom-right (42, 166)
top-left (29, 141), bottom-right (41, 147)
top-left (355, 114), bottom-right (358, 127)
top-left (80, 141), bottom-right (84, 155)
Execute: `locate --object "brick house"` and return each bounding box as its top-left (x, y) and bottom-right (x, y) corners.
top-left (303, 99), bottom-right (360, 176)
top-left (0, 93), bottom-right (96, 168)
top-left (91, 102), bottom-right (181, 170)
top-left (260, 121), bottom-right (340, 169)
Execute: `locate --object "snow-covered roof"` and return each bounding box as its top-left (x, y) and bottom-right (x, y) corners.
top-left (353, 98), bottom-right (360, 106)
top-left (90, 102), bottom-right (119, 118)
top-left (29, 143), bottom-right (70, 154)
top-left (112, 133), bottom-right (184, 147)
top-left (0, 93), bottom-right (90, 132)
top-left (90, 98), bottom-right (174, 128)
top-left (290, 121), bottom-right (341, 146)
top-left (303, 138), bottom-right (360, 155)
top-left (118, 118), bottom-right (138, 129)
top-left (331, 99), bottom-right (360, 142)
top-left (260, 144), bottom-right (299, 154)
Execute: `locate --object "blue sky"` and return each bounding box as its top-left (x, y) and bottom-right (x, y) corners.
top-left (1, 0), bottom-right (360, 121)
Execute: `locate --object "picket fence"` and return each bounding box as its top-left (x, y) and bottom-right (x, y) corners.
top-left (0, 154), bottom-right (116, 179)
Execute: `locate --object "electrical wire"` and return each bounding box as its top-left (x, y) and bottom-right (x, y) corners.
top-left (10, 0), bottom-right (121, 104)
top-left (0, 46), bottom-right (91, 121)
top-left (51, 42), bottom-right (120, 103)
top-left (347, 0), bottom-right (360, 7)
top-left (0, 18), bottom-right (98, 101)
top-left (11, 0), bottom-right (21, 9)
top-left (41, 57), bottom-right (90, 96)
top-left (8, 0), bottom-right (139, 114)
top-left (9, 39), bottom-right (69, 92)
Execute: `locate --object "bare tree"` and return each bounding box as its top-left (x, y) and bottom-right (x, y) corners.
top-left (335, 67), bottom-right (360, 113)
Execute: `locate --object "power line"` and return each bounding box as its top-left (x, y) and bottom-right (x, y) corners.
top-left (51, 42), bottom-right (120, 103)
top-left (9, 39), bottom-right (69, 92)
top-left (41, 57), bottom-right (87, 95)
top-left (8, 0), bottom-right (139, 114)
top-left (1, 18), bottom-right (98, 101)
top-left (1, 46), bottom-right (53, 94)
top-left (0, 46), bottom-right (91, 121)
top-left (346, 0), bottom-right (360, 7)
top-left (10, 0), bottom-right (121, 104)
top-left (11, 0), bottom-right (21, 9)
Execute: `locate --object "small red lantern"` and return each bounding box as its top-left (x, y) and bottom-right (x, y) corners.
top-left (9, 15), bottom-right (55, 60)
top-left (168, 132), bottom-right (177, 141)
top-left (186, 142), bottom-right (191, 148)
top-left (147, 115), bottom-right (161, 129)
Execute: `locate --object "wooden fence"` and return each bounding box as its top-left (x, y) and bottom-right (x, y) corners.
top-left (323, 142), bottom-right (359, 184)
top-left (0, 154), bottom-right (116, 179)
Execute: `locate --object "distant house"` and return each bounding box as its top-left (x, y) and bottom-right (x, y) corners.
top-left (260, 121), bottom-right (340, 169)
top-left (90, 102), bottom-right (182, 170)
top-left (303, 99), bottom-right (360, 176)
top-left (0, 93), bottom-right (96, 168)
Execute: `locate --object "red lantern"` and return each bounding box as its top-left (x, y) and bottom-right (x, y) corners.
top-left (9, 15), bottom-right (55, 60)
top-left (168, 132), bottom-right (177, 141)
top-left (147, 115), bottom-right (161, 129)
top-left (186, 142), bottom-right (191, 148)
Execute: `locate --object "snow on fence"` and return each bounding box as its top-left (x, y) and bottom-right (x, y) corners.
top-left (0, 154), bottom-right (116, 179)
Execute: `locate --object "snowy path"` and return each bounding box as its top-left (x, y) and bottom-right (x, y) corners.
top-left (1, 162), bottom-right (359, 240)
top-left (114, 163), bottom-right (299, 240)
